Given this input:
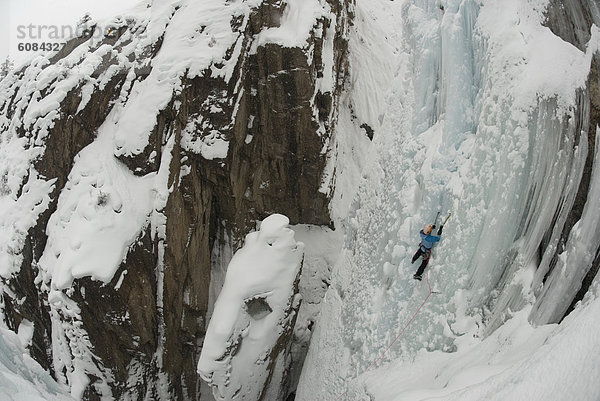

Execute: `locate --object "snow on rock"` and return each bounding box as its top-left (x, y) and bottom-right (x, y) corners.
top-left (1, 0), bottom-right (349, 397)
top-left (198, 214), bottom-right (304, 401)
top-left (38, 123), bottom-right (175, 290)
top-left (253, 0), bottom-right (329, 50)
top-left (320, 0), bottom-right (392, 218)
top-left (181, 126), bottom-right (229, 161)
top-left (111, 0), bottom-right (258, 158)
top-left (48, 291), bottom-right (113, 400)
top-left (0, 169), bottom-right (56, 278)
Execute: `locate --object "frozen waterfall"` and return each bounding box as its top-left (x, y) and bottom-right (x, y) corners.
top-left (297, 0), bottom-right (600, 400)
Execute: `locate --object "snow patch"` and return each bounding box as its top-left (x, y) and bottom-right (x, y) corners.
top-left (253, 0), bottom-right (329, 50)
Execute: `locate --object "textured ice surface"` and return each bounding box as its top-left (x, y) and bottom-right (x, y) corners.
top-left (0, 327), bottom-right (73, 401)
top-left (361, 295), bottom-right (600, 401)
top-left (298, 0), bottom-right (600, 399)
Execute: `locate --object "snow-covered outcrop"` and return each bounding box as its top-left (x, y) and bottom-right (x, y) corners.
top-left (298, 0), bottom-right (600, 400)
top-left (198, 214), bottom-right (304, 401)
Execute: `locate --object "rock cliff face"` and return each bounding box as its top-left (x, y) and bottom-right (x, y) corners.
top-left (0, 0), bottom-right (353, 399)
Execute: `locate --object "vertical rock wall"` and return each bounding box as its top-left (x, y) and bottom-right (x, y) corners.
top-left (0, 0), bottom-right (353, 399)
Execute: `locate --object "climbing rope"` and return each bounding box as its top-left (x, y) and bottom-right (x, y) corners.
top-left (364, 267), bottom-right (433, 372)
top-left (336, 268), bottom-right (434, 400)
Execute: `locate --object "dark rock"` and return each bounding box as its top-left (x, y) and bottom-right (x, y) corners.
top-left (360, 123), bottom-right (375, 141)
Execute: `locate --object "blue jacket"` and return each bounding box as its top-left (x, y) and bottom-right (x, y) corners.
top-left (419, 230), bottom-right (440, 250)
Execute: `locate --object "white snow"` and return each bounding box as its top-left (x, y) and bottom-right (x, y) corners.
top-left (288, 224), bottom-right (343, 391)
top-left (253, 0), bottom-right (329, 50)
top-left (16, 319), bottom-right (34, 349)
top-left (319, 0), bottom-right (392, 216)
top-left (2, 0), bottom-right (344, 396)
top-left (358, 295), bottom-right (600, 401)
top-left (110, 0), bottom-right (256, 157)
top-left (0, 168), bottom-right (56, 278)
top-left (181, 128), bottom-right (229, 160)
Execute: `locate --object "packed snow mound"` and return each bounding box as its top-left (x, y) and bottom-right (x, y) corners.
top-left (198, 214), bottom-right (305, 400)
top-left (0, 326), bottom-right (73, 401)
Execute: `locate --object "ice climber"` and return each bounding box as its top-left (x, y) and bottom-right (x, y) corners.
top-left (411, 222), bottom-right (444, 281)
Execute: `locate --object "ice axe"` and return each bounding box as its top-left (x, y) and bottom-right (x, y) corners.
top-left (441, 213), bottom-right (451, 227)
top-left (433, 211), bottom-right (440, 226)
